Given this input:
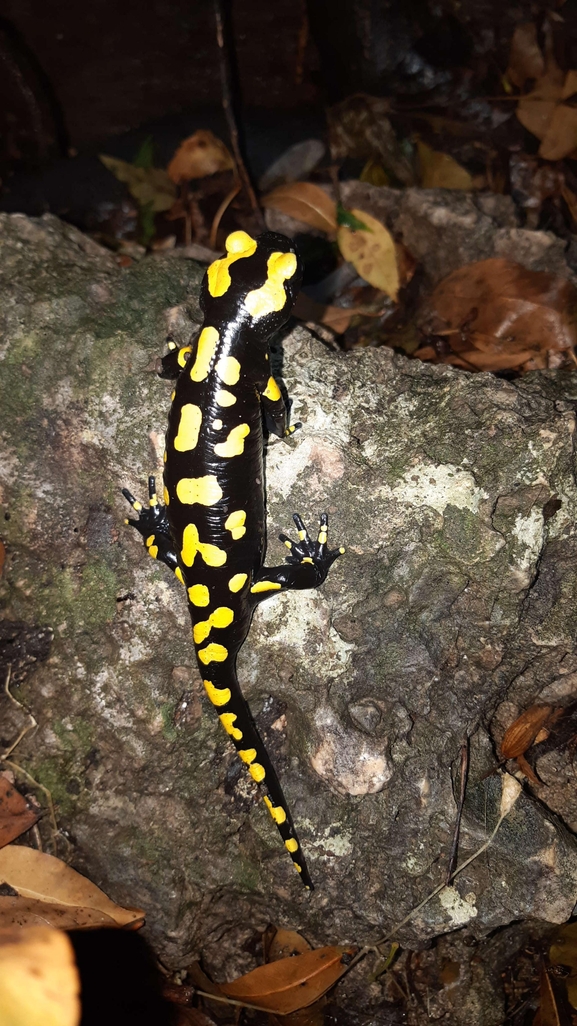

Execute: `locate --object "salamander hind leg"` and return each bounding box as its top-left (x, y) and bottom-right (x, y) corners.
top-left (250, 513), bottom-right (344, 600)
top-left (122, 475), bottom-right (181, 579)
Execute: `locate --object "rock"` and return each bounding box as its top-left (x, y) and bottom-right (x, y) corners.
top-left (1, 210), bottom-right (577, 986)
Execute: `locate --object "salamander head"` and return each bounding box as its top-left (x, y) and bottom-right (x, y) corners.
top-left (201, 230), bottom-right (302, 340)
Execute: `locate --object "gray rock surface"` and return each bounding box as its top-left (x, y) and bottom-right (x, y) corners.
top-left (1, 209), bottom-right (577, 1014)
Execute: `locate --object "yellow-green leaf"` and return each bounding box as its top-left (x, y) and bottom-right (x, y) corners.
top-left (416, 140), bottom-right (473, 191)
top-left (99, 155), bottom-right (176, 212)
top-left (337, 208), bottom-right (399, 300)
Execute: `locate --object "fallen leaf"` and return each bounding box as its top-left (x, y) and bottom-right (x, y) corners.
top-left (0, 895), bottom-right (121, 930)
top-left (261, 183), bottom-right (337, 234)
top-left (338, 208), bottom-right (400, 300)
top-left (0, 776), bottom-right (39, 849)
top-left (267, 926), bottom-right (312, 962)
top-left (220, 945), bottom-right (356, 1015)
top-left (500, 705), bottom-right (557, 759)
top-left (516, 60), bottom-right (577, 161)
top-left (167, 131), bottom-right (234, 183)
top-left (327, 95), bottom-right (415, 186)
top-left (536, 963), bottom-right (570, 1026)
top-left (0, 925), bottom-right (80, 1026)
top-left (99, 156), bottom-right (176, 212)
top-left (507, 22), bottom-right (545, 88)
top-left (0, 845), bottom-right (144, 928)
top-left (416, 258), bottom-right (577, 372)
top-left (293, 293), bottom-right (382, 334)
top-left (416, 140), bottom-right (473, 191)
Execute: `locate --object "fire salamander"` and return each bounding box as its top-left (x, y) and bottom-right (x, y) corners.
top-left (122, 230), bottom-right (342, 889)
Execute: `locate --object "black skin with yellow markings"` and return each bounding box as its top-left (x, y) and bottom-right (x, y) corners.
top-left (123, 230), bottom-right (342, 889)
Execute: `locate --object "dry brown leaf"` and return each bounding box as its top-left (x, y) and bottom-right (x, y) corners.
top-left (537, 964), bottom-right (566, 1026)
top-left (0, 845), bottom-right (144, 928)
top-left (0, 895), bottom-right (119, 930)
top-left (99, 155), bottom-right (176, 212)
top-left (261, 183), bottom-right (337, 234)
top-left (167, 130), bottom-right (234, 183)
top-left (267, 927), bottom-right (312, 962)
top-left (516, 62), bottom-right (577, 161)
top-left (416, 258), bottom-right (577, 372)
top-left (337, 209), bottom-right (400, 300)
top-left (500, 705), bottom-right (558, 759)
top-left (220, 945), bottom-right (356, 1015)
top-left (507, 22), bottom-right (545, 88)
top-left (293, 293), bottom-right (382, 334)
top-left (0, 925), bottom-right (80, 1026)
top-left (416, 140), bottom-right (473, 191)
top-left (0, 776), bottom-right (39, 849)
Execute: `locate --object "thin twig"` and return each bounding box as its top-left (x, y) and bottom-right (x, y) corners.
top-left (345, 777), bottom-right (521, 979)
top-left (1, 666), bottom-right (37, 759)
top-left (213, 0), bottom-right (264, 228)
top-left (0, 666), bottom-right (59, 839)
top-left (446, 738), bottom-right (469, 884)
top-left (209, 182), bottom-right (241, 248)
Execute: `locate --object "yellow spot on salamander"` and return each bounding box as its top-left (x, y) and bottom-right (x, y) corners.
top-left (174, 404), bottom-right (202, 451)
top-left (148, 545), bottom-right (158, 559)
top-left (193, 606), bottom-right (234, 644)
top-left (250, 580), bottom-right (282, 593)
top-left (171, 391), bottom-right (176, 402)
top-left (285, 838), bottom-right (299, 853)
top-left (149, 492), bottom-right (158, 507)
top-left (301, 557), bottom-right (314, 564)
top-left (264, 795), bottom-right (287, 824)
top-left (163, 487), bottom-right (170, 506)
top-left (219, 712), bottom-right (243, 740)
top-left (145, 535), bottom-right (155, 547)
top-left (249, 763), bottom-right (266, 782)
top-left (293, 862), bottom-right (303, 873)
top-left (207, 230), bottom-right (257, 297)
top-left (188, 583), bottom-right (210, 607)
top-left (177, 345), bottom-right (192, 368)
top-left (318, 530), bottom-right (328, 545)
top-left (244, 251), bottom-right (298, 319)
top-left (198, 643), bottom-right (228, 665)
top-left (216, 356), bottom-right (241, 386)
top-left (239, 748), bottom-right (257, 764)
top-left (190, 326), bottom-right (219, 382)
top-left (215, 389), bottom-right (236, 407)
top-left (224, 509), bottom-right (246, 540)
top-left (212, 418), bottom-right (223, 430)
top-left (181, 523), bottom-right (227, 567)
top-left (204, 679), bottom-right (231, 706)
top-left (228, 573), bottom-right (248, 592)
top-left (163, 451), bottom-right (167, 463)
top-left (214, 423), bottom-right (249, 458)
top-left (174, 566), bottom-right (184, 584)
top-left (176, 475), bottom-right (223, 506)
top-left (263, 376), bottom-right (281, 402)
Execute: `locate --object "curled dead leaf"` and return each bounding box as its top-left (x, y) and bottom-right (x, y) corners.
top-left (0, 925), bottom-right (80, 1026)
top-left (337, 208), bottom-right (400, 300)
top-left (0, 776), bottom-right (39, 849)
top-left (261, 183), bottom-right (337, 234)
top-left (516, 60), bottom-right (577, 161)
top-left (220, 945), bottom-right (357, 1015)
top-left (0, 845), bottom-right (144, 928)
top-left (167, 131), bottom-right (234, 183)
top-left (500, 705), bottom-right (558, 759)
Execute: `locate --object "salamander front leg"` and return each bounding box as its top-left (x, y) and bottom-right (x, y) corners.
top-left (250, 513), bottom-right (343, 602)
top-left (122, 475), bottom-right (183, 581)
